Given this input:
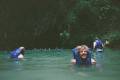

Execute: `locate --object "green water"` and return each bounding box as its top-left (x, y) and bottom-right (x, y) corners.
top-left (0, 49), bottom-right (120, 80)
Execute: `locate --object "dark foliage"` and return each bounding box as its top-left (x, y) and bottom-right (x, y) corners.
top-left (0, 0), bottom-right (120, 50)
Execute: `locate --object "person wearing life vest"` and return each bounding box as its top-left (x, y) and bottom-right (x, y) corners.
top-left (10, 47), bottom-right (25, 60)
top-left (71, 45), bottom-right (96, 65)
top-left (93, 37), bottom-right (104, 52)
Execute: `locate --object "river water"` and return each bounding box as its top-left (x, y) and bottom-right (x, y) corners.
top-left (0, 48), bottom-right (120, 80)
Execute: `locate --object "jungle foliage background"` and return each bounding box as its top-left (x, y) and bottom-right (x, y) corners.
top-left (0, 0), bottom-right (120, 50)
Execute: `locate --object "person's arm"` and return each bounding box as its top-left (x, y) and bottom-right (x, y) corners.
top-left (71, 59), bottom-right (76, 64)
top-left (102, 42), bottom-right (104, 48)
top-left (91, 58), bottom-right (96, 64)
top-left (93, 42), bottom-right (96, 49)
top-left (18, 54), bottom-right (24, 59)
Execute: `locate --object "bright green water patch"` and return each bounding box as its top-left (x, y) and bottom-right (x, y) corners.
top-left (0, 49), bottom-right (120, 80)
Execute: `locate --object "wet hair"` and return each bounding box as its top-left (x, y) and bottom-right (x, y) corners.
top-left (19, 47), bottom-right (25, 55)
top-left (77, 45), bottom-right (89, 53)
top-left (19, 47), bottom-right (25, 50)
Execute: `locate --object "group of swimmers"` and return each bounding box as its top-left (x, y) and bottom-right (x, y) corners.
top-left (9, 37), bottom-right (105, 66)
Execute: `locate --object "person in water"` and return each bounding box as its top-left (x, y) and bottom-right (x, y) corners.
top-left (71, 45), bottom-right (96, 65)
top-left (10, 47), bottom-right (25, 60)
top-left (93, 37), bottom-right (104, 67)
top-left (93, 37), bottom-right (104, 52)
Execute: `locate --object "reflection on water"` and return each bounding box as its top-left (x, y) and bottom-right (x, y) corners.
top-left (0, 49), bottom-right (120, 80)
top-left (95, 51), bottom-right (104, 72)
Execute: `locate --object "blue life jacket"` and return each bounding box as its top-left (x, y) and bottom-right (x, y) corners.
top-left (72, 48), bottom-right (92, 65)
top-left (10, 48), bottom-right (21, 59)
top-left (95, 39), bottom-right (103, 49)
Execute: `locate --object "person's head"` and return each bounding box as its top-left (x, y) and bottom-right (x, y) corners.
top-left (95, 37), bottom-right (99, 40)
top-left (19, 47), bottom-right (25, 55)
top-left (77, 45), bottom-right (89, 59)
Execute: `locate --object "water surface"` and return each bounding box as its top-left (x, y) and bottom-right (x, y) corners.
top-left (0, 49), bottom-right (120, 80)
